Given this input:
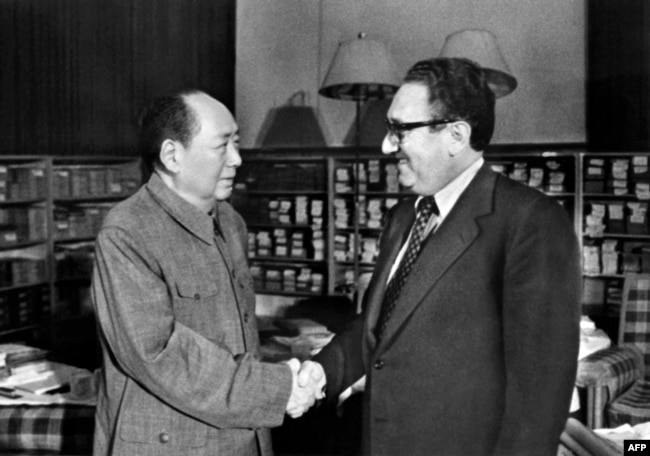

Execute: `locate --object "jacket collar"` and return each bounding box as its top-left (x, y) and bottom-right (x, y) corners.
top-left (145, 172), bottom-right (216, 245)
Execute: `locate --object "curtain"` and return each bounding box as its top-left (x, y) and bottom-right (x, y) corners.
top-left (0, 0), bottom-right (235, 155)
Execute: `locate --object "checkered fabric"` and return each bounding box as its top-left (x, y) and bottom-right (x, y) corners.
top-left (375, 196), bottom-right (438, 340)
top-left (0, 405), bottom-right (94, 454)
top-left (608, 379), bottom-right (650, 427)
top-left (576, 345), bottom-right (644, 397)
top-left (605, 274), bottom-right (650, 427)
top-left (620, 275), bottom-right (650, 378)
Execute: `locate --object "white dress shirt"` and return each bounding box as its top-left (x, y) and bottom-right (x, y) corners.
top-left (387, 157), bottom-right (484, 282)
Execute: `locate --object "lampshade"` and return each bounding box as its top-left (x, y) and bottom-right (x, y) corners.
top-left (319, 33), bottom-right (402, 101)
top-left (258, 92), bottom-right (326, 147)
top-left (439, 29), bottom-right (517, 98)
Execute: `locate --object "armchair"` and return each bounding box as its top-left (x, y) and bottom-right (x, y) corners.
top-left (576, 274), bottom-right (650, 428)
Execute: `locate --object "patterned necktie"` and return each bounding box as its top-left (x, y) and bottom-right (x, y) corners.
top-left (375, 196), bottom-right (439, 340)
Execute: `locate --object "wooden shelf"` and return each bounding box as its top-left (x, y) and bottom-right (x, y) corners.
top-left (250, 257), bottom-right (325, 265)
top-left (0, 281), bottom-right (49, 293)
top-left (54, 195), bottom-right (133, 204)
top-left (0, 239), bottom-right (48, 251)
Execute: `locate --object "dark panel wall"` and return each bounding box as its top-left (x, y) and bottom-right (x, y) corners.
top-left (0, 0), bottom-right (235, 156)
top-left (587, 0), bottom-right (650, 151)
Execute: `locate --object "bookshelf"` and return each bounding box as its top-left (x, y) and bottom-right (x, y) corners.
top-left (236, 146), bottom-right (581, 312)
top-left (580, 152), bottom-right (650, 326)
top-left (0, 156), bottom-right (140, 368)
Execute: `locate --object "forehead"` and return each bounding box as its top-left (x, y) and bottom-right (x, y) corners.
top-left (387, 83), bottom-right (434, 122)
top-left (186, 93), bottom-right (237, 138)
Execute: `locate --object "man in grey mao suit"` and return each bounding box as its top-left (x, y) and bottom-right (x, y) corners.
top-left (91, 89), bottom-right (325, 456)
top-left (314, 58), bottom-right (581, 456)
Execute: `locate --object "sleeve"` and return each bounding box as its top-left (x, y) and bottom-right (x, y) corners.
top-left (91, 225), bottom-right (293, 429)
top-left (313, 202), bottom-right (409, 401)
top-left (493, 196), bottom-right (581, 455)
top-left (313, 314), bottom-right (366, 402)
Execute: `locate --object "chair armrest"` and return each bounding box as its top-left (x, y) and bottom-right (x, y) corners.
top-left (576, 345), bottom-right (643, 398)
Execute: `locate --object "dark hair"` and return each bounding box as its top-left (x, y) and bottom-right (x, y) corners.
top-left (138, 88), bottom-right (204, 179)
top-left (404, 57), bottom-right (495, 151)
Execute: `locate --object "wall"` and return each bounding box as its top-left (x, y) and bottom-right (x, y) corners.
top-left (0, 0), bottom-right (235, 155)
top-left (236, 0), bottom-right (585, 148)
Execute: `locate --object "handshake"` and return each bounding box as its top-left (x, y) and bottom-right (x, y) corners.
top-left (285, 358), bottom-right (326, 418)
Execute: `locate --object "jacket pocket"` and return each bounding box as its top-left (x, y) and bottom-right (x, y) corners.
top-left (173, 279), bottom-right (226, 342)
top-left (120, 411), bottom-right (207, 448)
top-left (175, 280), bottom-right (219, 300)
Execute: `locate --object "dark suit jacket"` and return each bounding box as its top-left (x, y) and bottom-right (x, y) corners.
top-left (315, 164), bottom-right (581, 456)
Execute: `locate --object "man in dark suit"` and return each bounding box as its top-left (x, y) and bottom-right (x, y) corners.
top-left (314, 58), bottom-right (581, 456)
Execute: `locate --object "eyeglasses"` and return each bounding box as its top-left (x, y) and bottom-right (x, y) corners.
top-left (384, 118), bottom-right (457, 143)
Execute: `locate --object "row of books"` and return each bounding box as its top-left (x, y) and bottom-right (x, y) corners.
top-left (584, 156), bottom-right (650, 195)
top-left (334, 196), bottom-right (399, 230)
top-left (583, 240), bottom-right (650, 275)
top-left (0, 207), bottom-right (47, 245)
top-left (334, 160), bottom-right (400, 193)
top-left (0, 165), bottom-right (47, 202)
top-left (489, 158), bottom-right (571, 194)
top-left (53, 204), bottom-right (114, 240)
top-left (0, 259), bottom-right (47, 289)
top-left (238, 196), bottom-right (325, 227)
top-left (333, 232), bottom-right (380, 264)
top-left (0, 285), bottom-right (50, 331)
top-left (250, 265), bottom-right (324, 294)
top-left (584, 200), bottom-right (650, 236)
top-left (53, 164), bottom-right (140, 199)
top-left (249, 228), bottom-right (324, 261)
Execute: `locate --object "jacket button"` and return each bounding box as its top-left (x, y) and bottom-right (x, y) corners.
top-left (244, 312), bottom-right (249, 323)
top-left (373, 359), bottom-right (384, 370)
top-left (194, 293), bottom-right (200, 300)
top-left (159, 432), bottom-right (170, 443)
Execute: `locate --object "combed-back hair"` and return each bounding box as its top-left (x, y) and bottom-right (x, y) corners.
top-left (404, 58), bottom-right (495, 151)
top-left (138, 88), bottom-right (204, 180)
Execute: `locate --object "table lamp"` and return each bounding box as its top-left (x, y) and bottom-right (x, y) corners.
top-left (319, 32), bottom-right (401, 307)
top-left (439, 29), bottom-right (517, 98)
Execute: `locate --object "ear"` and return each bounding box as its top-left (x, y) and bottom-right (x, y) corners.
top-left (447, 121), bottom-right (471, 156)
top-left (159, 139), bottom-right (182, 173)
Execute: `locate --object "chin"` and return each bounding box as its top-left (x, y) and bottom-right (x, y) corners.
top-left (214, 190), bottom-right (232, 201)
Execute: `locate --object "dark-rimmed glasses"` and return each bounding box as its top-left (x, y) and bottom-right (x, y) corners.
top-left (384, 118), bottom-right (456, 143)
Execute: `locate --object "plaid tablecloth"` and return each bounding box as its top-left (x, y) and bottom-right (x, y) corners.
top-left (0, 404), bottom-right (94, 455)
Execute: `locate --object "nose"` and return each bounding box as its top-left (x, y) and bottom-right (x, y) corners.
top-left (382, 133), bottom-right (398, 155)
top-left (227, 141), bottom-right (242, 168)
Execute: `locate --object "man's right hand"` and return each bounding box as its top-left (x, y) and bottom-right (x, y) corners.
top-left (285, 358), bottom-right (326, 418)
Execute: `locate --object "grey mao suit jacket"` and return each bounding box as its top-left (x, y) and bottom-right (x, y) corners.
top-left (92, 174), bottom-right (292, 456)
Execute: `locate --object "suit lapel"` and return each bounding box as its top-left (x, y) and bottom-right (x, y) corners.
top-left (362, 198), bottom-right (416, 353)
top-left (374, 164), bottom-right (497, 352)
